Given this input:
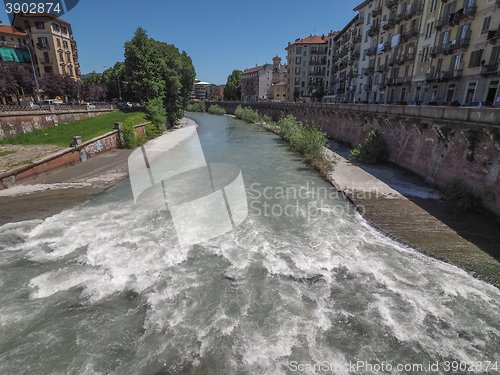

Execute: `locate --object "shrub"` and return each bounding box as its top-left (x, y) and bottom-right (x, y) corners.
top-left (186, 102), bottom-right (206, 112)
top-left (234, 105), bottom-right (261, 123)
top-left (350, 130), bottom-right (389, 164)
top-left (121, 123), bottom-right (138, 149)
top-left (145, 98), bottom-right (167, 128)
top-left (208, 104), bottom-right (226, 115)
top-left (144, 124), bottom-right (163, 140)
top-left (277, 115), bottom-right (327, 161)
top-left (444, 180), bottom-right (482, 212)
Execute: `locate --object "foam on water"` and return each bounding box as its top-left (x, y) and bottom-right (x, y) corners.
top-left (0, 113), bottom-right (499, 374)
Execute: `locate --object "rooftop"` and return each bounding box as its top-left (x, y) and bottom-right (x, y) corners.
top-left (0, 24), bottom-right (27, 36)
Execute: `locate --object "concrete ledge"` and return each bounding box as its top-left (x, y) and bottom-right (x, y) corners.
top-left (0, 122), bottom-right (150, 189)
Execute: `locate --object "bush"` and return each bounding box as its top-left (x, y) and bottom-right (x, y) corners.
top-left (144, 124), bottom-right (163, 140)
top-left (444, 180), bottom-right (482, 212)
top-left (234, 105), bottom-right (261, 123)
top-left (208, 104), bottom-right (226, 115)
top-left (121, 123), bottom-right (138, 149)
top-left (277, 115), bottom-right (327, 161)
top-left (350, 130), bottom-right (389, 164)
top-left (186, 102), bottom-right (206, 112)
top-left (145, 98), bottom-right (167, 128)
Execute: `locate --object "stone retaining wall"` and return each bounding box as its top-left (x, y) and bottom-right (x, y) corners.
top-left (0, 122), bottom-right (149, 189)
top-left (0, 106), bottom-right (115, 139)
top-left (213, 101), bottom-right (500, 216)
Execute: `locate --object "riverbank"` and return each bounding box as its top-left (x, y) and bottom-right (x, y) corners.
top-left (0, 117), bottom-right (197, 226)
top-left (251, 114), bottom-right (500, 287)
top-left (324, 144), bottom-right (500, 288)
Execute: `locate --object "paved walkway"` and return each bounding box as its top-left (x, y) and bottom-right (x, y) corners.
top-left (0, 144), bottom-right (63, 175)
top-left (325, 143), bottom-right (500, 287)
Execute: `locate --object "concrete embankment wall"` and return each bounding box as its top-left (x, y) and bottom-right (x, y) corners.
top-left (0, 123), bottom-right (149, 189)
top-left (0, 105), bottom-right (115, 139)
top-left (213, 101), bottom-right (500, 216)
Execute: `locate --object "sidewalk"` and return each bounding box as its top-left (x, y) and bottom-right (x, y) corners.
top-left (325, 142), bottom-right (500, 287)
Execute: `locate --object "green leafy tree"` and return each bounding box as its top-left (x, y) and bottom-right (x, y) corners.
top-left (145, 97), bottom-right (167, 128)
top-left (224, 70), bottom-right (241, 100)
top-left (124, 27), bottom-right (196, 127)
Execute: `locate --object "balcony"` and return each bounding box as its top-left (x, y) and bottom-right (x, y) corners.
top-left (362, 67), bottom-right (374, 75)
top-left (372, 5), bottom-right (383, 16)
top-left (36, 43), bottom-right (49, 49)
top-left (435, 15), bottom-right (451, 30)
top-left (405, 1), bottom-right (424, 19)
top-left (368, 23), bottom-right (381, 37)
top-left (401, 27), bottom-right (419, 42)
top-left (487, 25), bottom-right (500, 45)
top-left (431, 30), bottom-right (472, 56)
top-left (450, 5), bottom-right (477, 24)
top-left (384, 41), bottom-right (392, 50)
top-left (382, 18), bottom-right (396, 30)
top-left (385, 0), bottom-right (398, 8)
top-left (366, 46), bottom-right (377, 56)
top-left (481, 63), bottom-right (500, 76)
top-left (396, 11), bottom-right (405, 24)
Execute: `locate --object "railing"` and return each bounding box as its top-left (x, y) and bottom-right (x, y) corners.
top-left (385, 0), bottom-right (399, 8)
top-left (368, 23), bottom-right (381, 37)
top-left (0, 104), bottom-right (115, 114)
top-left (481, 63), bottom-right (500, 76)
top-left (382, 17), bottom-right (396, 30)
top-left (372, 5), bottom-right (383, 16)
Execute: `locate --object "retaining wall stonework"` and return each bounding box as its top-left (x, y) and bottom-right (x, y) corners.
top-left (0, 123), bottom-right (148, 189)
top-left (0, 106), bottom-right (115, 139)
top-left (213, 101), bottom-right (500, 216)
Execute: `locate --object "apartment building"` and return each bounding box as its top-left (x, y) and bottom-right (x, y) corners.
top-left (348, 0), bottom-right (500, 105)
top-left (269, 56), bottom-right (288, 102)
top-left (0, 23), bottom-right (31, 63)
top-left (423, 0), bottom-right (500, 105)
top-left (12, 13), bottom-right (80, 79)
top-left (241, 64), bottom-right (273, 101)
top-left (330, 15), bottom-right (362, 102)
top-left (286, 35), bottom-right (328, 101)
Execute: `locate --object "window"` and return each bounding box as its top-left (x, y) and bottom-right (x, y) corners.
top-left (44, 66), bottom-right (53, 74)
top-left (63, 40), bottom-right (68, 49)
top-left (481, 16), bottom-right (492, 35)
top-left (43, 51), bottom-right (49, 62)
top-left (446, 84), bottom-right (456, 102)
top-left (421, 47), bottom-right (430, 63)
top-left (425, 22), bottom-right (434, 39)
top-left (430, 0), bottom-right (438, 12)
top-left (367, 13), bottom-right (371, 25)
top-left (465, 82), bottom-right (476, 104)
top-left (56, 38), bottom-right (61, 47)
top-left (38, 37), bottom-right (48, 48)
top-left (35, 21), bottom-right (44, 29)
top-left (468, 49), bottom-right (483, 68)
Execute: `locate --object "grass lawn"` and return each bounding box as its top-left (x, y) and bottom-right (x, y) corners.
top-left (0, 111), bottom-right (147, 147)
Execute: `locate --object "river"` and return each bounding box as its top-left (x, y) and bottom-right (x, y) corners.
top-left (0, 113), bottom-right (499, 374)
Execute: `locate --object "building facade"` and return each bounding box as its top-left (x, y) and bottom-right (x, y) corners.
top-left (241, 64), bottom-right (272, 101)
top-left (330, 16), bottom-right (362, 102)
top-left (12, 13), bottom-right (80, 79)
top-left (286, 35), bottom-right (328, 101)
top-left (270, 56), bottom-right (288, 102)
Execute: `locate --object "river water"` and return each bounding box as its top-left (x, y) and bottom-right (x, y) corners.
top-left (0, 113), bottom-right (499, 375)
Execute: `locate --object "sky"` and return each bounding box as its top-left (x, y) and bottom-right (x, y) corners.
top-left (0, 0), bottom-right (362, 84)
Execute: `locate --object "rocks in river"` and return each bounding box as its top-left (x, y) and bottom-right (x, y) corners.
top-left (277, 273), bottom-right (325, 284)
top-left (124, 290), bottom-right (139, 301)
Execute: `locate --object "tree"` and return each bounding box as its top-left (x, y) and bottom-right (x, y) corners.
top-left (145, 97), bottom-right (167, 128)
top-left (39, 74), bottom-right (81, 101)
top-left (0, 63), bottom-right (35, 101)
top-left (123, 27), bottom-right (196, 127)
top-left (124, 27), bottom-right (166, 102)
top-left (102, 62), bottom-right (125, 101)
top-left (224, 70), bottom-right (241, 100)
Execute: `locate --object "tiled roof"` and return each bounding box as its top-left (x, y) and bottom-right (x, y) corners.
top-left (293, 35), bottom-right (327, 45)
top-left (243, 65), bottom-right (265, 74)
top-left (0, 24), bottom-right (27, 36)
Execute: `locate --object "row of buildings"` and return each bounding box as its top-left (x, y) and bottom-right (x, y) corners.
top-left (242, 0), bottom-right (500, 106)
top-left (190, 80), bottom-right (225, 101)
top-left (0, 13), bottom-right (80, 80)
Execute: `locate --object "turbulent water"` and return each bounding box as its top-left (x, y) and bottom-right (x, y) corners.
top-left (0, 113), bottom-right (499, 375)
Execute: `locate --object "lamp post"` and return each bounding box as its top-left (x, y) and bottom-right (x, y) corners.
top-left (19, 42), bottom-right (40, 102)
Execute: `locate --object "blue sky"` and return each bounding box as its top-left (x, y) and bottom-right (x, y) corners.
top-left (1, 0), bottom-right (361, 84)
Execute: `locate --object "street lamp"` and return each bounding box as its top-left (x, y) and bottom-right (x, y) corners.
top-left (19, 42), bottom-right (40, 101)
